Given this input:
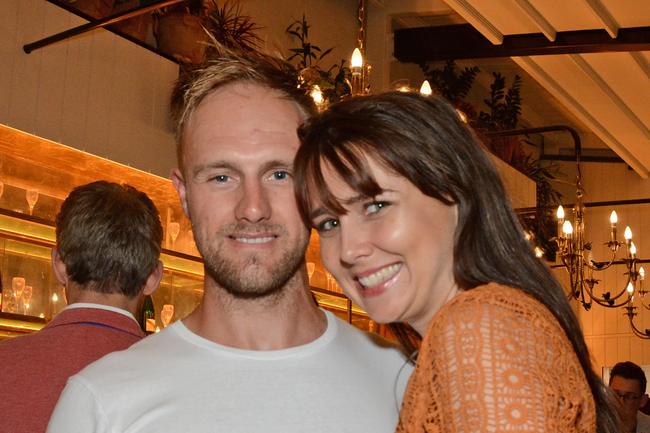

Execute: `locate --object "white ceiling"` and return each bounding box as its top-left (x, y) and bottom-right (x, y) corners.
top-left (388, 0), bottom-right (650, 177)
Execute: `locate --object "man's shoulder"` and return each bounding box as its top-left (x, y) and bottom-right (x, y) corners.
top-left (328, 314), bottom-right (407, 359)
top-left (637, 411), bottom-right (650, 432)
top-left (74, 322), bottom-right (181, 383)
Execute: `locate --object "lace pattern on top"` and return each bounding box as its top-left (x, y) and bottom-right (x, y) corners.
top-left (396, 283), bottom-right (596, 433)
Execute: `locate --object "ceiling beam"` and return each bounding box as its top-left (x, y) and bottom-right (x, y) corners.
top-left (394, 24), bottom-right (650, 63)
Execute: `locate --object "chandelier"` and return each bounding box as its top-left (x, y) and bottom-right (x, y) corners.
top-left (554, 159), bottom-right (650, 339)
top-left (486, 126), bottom-right (650, 339)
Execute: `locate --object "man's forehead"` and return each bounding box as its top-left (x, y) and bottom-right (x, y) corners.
top-left (610, 375), bottom-right (643, 392)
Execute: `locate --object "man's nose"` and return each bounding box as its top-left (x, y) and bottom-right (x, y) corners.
top-left (235, 179), bottom-right (271, 222)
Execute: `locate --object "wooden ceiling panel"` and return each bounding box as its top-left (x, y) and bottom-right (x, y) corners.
top-left (601, 0), bottom-right (650, 28)
top-left (528, 1), bottom-right (602, 32)
top-left (515, 54), bottom-right (650, 176)
top-left (579, 52), bottom-right (650, 133)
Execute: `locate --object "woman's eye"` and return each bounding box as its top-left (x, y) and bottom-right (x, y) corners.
top-left (315, 218), bottom-right (339, 233)
top-left (365, 201), bottom-right (388, 215)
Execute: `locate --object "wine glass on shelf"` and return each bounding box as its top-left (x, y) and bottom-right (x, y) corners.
top-left (160, 304), bottom-right (174, 328)
top-left (168, 222), bottom-right (180, 249)
top-left (306, 262), bottom-right (315, 285)
top-left (26, 188), bottom-right (39, 215)
top-left (12, 277), bottom-right (25, 313)
top-left (22, 285), bottom-right (33, 315)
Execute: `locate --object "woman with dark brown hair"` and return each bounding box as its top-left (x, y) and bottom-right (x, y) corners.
top-left (294, 91), bottom-right (618, 432)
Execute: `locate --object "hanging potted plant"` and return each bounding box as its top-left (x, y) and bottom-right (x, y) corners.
top-left (154, 0), bottom-right (261, 65)
top-left (154, 0), bottom-right (211, 64)
top-left (285, 14), bottom-right (351, 106)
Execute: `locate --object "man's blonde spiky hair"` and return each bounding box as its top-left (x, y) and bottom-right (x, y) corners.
top-left (170, 42), bottom-right (316, 171)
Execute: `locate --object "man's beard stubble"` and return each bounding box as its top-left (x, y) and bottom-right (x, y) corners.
top-left (196, 222), bottom-right (309, 299)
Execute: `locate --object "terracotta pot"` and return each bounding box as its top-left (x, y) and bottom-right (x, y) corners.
top-left (154, 11), bottom-right (209, 64)
top-left (72, 0), bottom-right (115, 19)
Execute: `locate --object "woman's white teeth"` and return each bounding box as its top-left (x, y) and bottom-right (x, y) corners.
top-left (358, 264), bottom-right (401, 288)
top-left (236, 236), bottom-right (274, 244)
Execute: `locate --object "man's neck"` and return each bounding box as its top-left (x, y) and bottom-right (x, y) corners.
top-left (67, 289), bottom-right (139, 317)
top-left (183, 274), bottom-right (327, 350)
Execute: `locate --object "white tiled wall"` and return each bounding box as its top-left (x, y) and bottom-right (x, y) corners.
top-left (0, 0), bottom-right (179, 177)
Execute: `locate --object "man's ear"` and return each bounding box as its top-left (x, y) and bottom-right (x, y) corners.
top-left (51, 247), bottom-right (68, 287)
top-left (641, 393), bottom-right (649, 408)
top-left (171, 168), bottom-right (189, 217)
top-left (143, 261), bottom-right (164, 296)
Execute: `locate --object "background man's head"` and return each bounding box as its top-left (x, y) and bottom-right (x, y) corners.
top-left (609, 361), bottom-right (649, 425)
top-left (54, 181), bottom-right (163, 299)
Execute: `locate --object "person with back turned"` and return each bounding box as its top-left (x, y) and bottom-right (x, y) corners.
top-left (47, 47), bottom-right (412, 433)
top-left (0, 180), bottom-right (163, 433)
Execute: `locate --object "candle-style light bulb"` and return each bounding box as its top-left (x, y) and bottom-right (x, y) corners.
top-left (350, 48), bottom-right (364, 96)
top-left (351, 48), bottom-right (363, 68)
top-left (627, 282), bottom-right (635, 294)
top-left (534, 246), bottom-right (544, 258)
top-left (610, 210), bottom-right (618, 225)
top-left (52, 293), bottom-right (59, 302)
top-left (624, 226), bottom-right (633, 242)
top-left (556, 205), bottom-right (565, 238)
top-left (419, 80), bottom-right (432, 96)
top-left (640, 266), bottom-right (645, 280)
top-left (630, 241), bottom-right (637, 257)
top-left (310, 85), bottom-right (323, 105)
top-left (563, 221), bottom-right (573, 235)
top-left (609, 210), bottom-right (618, 243)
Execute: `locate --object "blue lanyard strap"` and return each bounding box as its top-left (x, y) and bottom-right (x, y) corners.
top-left (49, 320), bottom-right (143, 339)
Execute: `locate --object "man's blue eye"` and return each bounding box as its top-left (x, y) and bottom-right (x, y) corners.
top-left (272, 171), bottom-right (289, 180)
top-left (213, 175), bottom-right (229, 183)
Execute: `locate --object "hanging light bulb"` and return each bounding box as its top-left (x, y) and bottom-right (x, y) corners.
top-left (419, 80), bottom-right (432, 96)
top-left (350, 48), bottom-right (363, 68)
top-left (309, 85), bottom-right (324, 110)
top-left (350, 48), bottom-right (364, 96)
top-left (563, 220), bottom-right (574, 236)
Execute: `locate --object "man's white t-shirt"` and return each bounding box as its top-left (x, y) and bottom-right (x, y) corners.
top-left (47, 310), bottom-right (413, 433)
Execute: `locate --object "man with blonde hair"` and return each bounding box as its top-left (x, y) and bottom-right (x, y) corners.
top-left (48, 49), bottom-right (411, 433)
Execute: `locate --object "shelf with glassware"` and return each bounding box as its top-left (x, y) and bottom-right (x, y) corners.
top-left (0, 123), bottom-right (384, 339)
top-left (0, 209), bottom-right (383, 339)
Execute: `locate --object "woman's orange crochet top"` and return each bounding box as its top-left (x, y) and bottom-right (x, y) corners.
top-left (396, 283), bottom-right (596, 433)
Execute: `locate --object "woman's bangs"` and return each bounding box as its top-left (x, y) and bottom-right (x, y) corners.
top-left (309, 141), bottom-right (383, 217)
